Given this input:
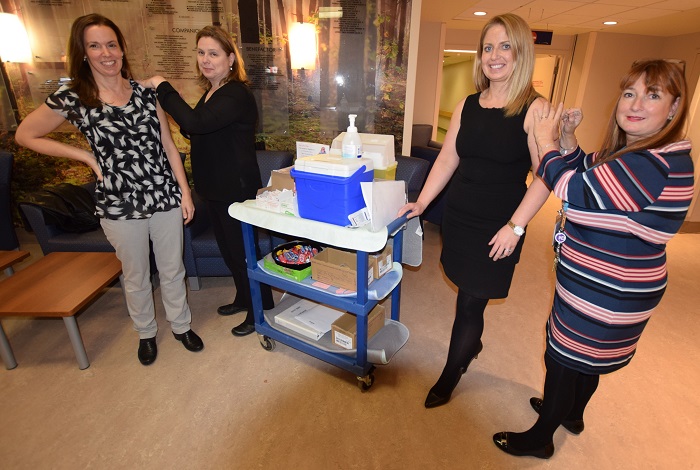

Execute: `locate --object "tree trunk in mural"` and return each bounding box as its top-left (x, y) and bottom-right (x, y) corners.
top-left (259, 0), bottom-right (273, 41)
top-left (336, 0), bottom-right (367, 133)
top-left (308, 0), bottom-right (318, 17)
top-left (395, 0), bottom-right (406, 67)
top-left (380, 0), bottom-right (397, 70)
top-left (239, 0), bottom-right (260, 44)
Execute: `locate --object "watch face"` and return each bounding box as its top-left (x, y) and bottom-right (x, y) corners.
top-left (515, 226), bottom-right (525, 236)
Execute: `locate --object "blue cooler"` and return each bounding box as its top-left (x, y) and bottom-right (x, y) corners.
top-left (291, 166), bottom-right (374, 226)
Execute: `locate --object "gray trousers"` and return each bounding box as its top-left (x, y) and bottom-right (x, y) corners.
top-left (101, 208), bottom-right (192, 338)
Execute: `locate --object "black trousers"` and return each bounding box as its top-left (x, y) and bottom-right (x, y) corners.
top-left (206, 198), bottom-right (274, 324)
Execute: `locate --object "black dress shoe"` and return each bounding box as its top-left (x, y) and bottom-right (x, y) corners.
top-left (492, 432), bottom-right (554, 459)
top-left (530, 397), bottom-right (585, 434)
top-left (424, 341), bottom-right (483, 409)
top-left (138, 337), bottom-right (157, 365)
top-left (173, 329), bottom-right (204, 352)
top-left (217, 303), bottom-right (247, 316)
top-left (231, 322), bottom-right (256, 337)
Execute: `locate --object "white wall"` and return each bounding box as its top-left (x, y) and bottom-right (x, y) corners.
top-left (410, 21), bottom-right (444, 144)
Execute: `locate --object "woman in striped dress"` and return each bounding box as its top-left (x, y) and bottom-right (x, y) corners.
top-left (494, 59), bottom-right (694, 459)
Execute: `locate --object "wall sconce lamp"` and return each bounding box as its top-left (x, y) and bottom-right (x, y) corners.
top-left (0, 12), bottom-right (33, 128)
top-left (289, 22), bottom-right (317, 70)
top-left (0, 13), bottom-right (33, 63)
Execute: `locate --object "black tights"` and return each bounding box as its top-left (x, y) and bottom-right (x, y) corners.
top-left (509, 353), bottom-right (599, 449)
top-left (431, 290), bottom-right (489, 397)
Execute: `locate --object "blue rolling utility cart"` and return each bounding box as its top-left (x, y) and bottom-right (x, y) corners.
top-left (229, 200), bottom-right (410, 391)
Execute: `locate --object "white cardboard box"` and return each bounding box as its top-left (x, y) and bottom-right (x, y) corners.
top-left (274, 299), bottom-right (345, 341)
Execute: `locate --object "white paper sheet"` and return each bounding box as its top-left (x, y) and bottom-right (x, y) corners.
top-left (361, 180), bottom-right (407, 232)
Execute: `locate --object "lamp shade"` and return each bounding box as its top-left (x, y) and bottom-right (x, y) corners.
top-left (0, 13), bottom-right (32, 62)
top-left (289, 22), bottom-right (317, 70)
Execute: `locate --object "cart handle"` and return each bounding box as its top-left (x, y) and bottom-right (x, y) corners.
top-left (387, 214), bottom-right (409, 237)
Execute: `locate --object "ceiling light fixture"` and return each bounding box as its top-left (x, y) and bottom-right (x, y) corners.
top-left (474, 11), bottom-right (487, 16)
top-left (603, 21), bottom-right (617, 25)
top-left (445, 49), bottom-right (477, 54)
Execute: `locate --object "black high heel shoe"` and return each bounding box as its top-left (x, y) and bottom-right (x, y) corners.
top-left (424, 341), bottom-right (484, 409)
top-left (492, 432), bottom-right (554, 459)
top-left (529, 397), bottom-right (585, 434)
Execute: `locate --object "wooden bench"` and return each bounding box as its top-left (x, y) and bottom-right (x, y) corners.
top-left (0, 252), bottom-right (122, 370)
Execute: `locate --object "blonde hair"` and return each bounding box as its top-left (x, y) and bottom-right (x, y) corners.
top-left (473, 14), bottom-right (540, 117)
top-left (596, 59), bottom-right (688, 165)
top-left (195, 25), bottom-right (248, 89)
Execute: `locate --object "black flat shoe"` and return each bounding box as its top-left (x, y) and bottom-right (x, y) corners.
top-left (173, 329), bottom-right (204, 352)
top-left (530, 397), bottom-right (585, 434)
top-left (138, 337), bottom-right (157, 365)
top-left (231, 322), bottom-right (256, 337)
top-left (492, 432), bottom-right (554, 459)
top-left (217, 303), bottom-right (247, 316)
top-left (424, 341), bottom-right (484, 409)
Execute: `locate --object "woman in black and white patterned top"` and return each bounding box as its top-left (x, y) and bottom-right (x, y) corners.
top-left (16, 13), bottom-right (203, 366)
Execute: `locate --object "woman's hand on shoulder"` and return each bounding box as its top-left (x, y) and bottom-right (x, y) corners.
top-left (137, 76), bottom-right (167, 89)
top-left (533, 102), bottom-right (564, 155)
top-left (398, 201), bottom-right (425, 219)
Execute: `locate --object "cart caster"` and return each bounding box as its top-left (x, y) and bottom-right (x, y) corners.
top-left (257, 334), bottom-right (275, 351)
top-left (357, 367), bottom-right (375, 392)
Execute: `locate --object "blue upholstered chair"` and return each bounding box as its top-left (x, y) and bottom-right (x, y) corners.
top-left (410, 124), bottom-right (446, 225)
top-left (0, 151), bottom-right (20, 252)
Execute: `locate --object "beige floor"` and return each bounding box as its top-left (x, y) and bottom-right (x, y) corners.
top-left (1, 193), bottom-right (699, 470)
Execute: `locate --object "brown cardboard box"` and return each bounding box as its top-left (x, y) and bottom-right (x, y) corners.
top-left (369, 243), bottom-right (392, 279)
top-left (311, 245), bottom-right (393, 291)
top-left (271, 166), bottom-right (295, 191)
top-left (332, 304), bottom-right (386, 350)
top-left (311, 248), bottom-right (369, 291)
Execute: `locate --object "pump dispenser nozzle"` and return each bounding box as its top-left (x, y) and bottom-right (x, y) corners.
top-left (341, 114), bottom-right (362, 158)
top-left (347, 114), bottom-right (357, 132)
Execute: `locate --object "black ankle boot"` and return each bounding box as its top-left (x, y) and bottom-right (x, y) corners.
top-left (424, 341), bottom-right (483, 408)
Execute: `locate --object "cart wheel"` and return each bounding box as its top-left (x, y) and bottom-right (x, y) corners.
top-left (357, 373), bottom-right (375, 392)
top-left (258, 334), bottom-right (275, 351)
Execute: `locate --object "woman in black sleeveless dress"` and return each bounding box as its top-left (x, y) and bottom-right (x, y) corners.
top-left (399, 13), bottom-right (552, 408)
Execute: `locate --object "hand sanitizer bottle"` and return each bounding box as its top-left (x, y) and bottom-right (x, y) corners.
top-left (341, 114), bottom-right (362, 158)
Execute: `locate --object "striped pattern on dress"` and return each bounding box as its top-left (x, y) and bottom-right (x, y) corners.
top-left (537, 141), bottom-right (694, 374)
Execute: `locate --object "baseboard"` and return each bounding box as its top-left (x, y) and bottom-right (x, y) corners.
top-left (680, 221), bottom-right (700, 233)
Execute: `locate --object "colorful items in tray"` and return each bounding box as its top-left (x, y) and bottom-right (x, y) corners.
top-left (272, 241), bottom-right (322, 270)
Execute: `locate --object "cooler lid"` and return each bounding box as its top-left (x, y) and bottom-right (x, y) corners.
top-left (294, 154), bottom-right (374, 177)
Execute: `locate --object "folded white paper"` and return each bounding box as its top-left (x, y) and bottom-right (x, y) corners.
top-left (361, 180), bottom-right (407, 232)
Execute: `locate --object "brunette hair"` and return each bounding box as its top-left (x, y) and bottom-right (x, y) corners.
top-left (195, 25), bottom-right (248, 89)
top-left (473, 13), bottom-right (540, 117)
top-left (67, 14), bottom-right (131, 107)
top-left (596, 59), bottom-right (688, 165)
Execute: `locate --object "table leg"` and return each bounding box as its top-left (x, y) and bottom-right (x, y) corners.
top-left (63, 317), bottom-right (90, 370)
top-left (0, 321), bottom-right (18, 370)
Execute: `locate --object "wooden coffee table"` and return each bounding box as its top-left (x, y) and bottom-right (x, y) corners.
top-left (0, 250), bottom-right (30, 275)
top-left (0, 252), bottom-right (122, 370)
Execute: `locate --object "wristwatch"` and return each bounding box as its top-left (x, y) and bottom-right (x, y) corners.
top-left (507, 220), bottom-right (525, 236)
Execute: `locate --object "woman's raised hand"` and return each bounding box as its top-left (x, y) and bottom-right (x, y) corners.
top-left (533, 102), bottom-right (564, 155)
top-left (561, 108), bottom-right (583, 135)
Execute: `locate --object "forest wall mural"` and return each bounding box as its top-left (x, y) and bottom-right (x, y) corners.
top-left (0, 0), bottom-right (413, 221)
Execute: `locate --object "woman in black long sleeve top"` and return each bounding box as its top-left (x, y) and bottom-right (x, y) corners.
top-left (142, 25), bottom-right (274, 336)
